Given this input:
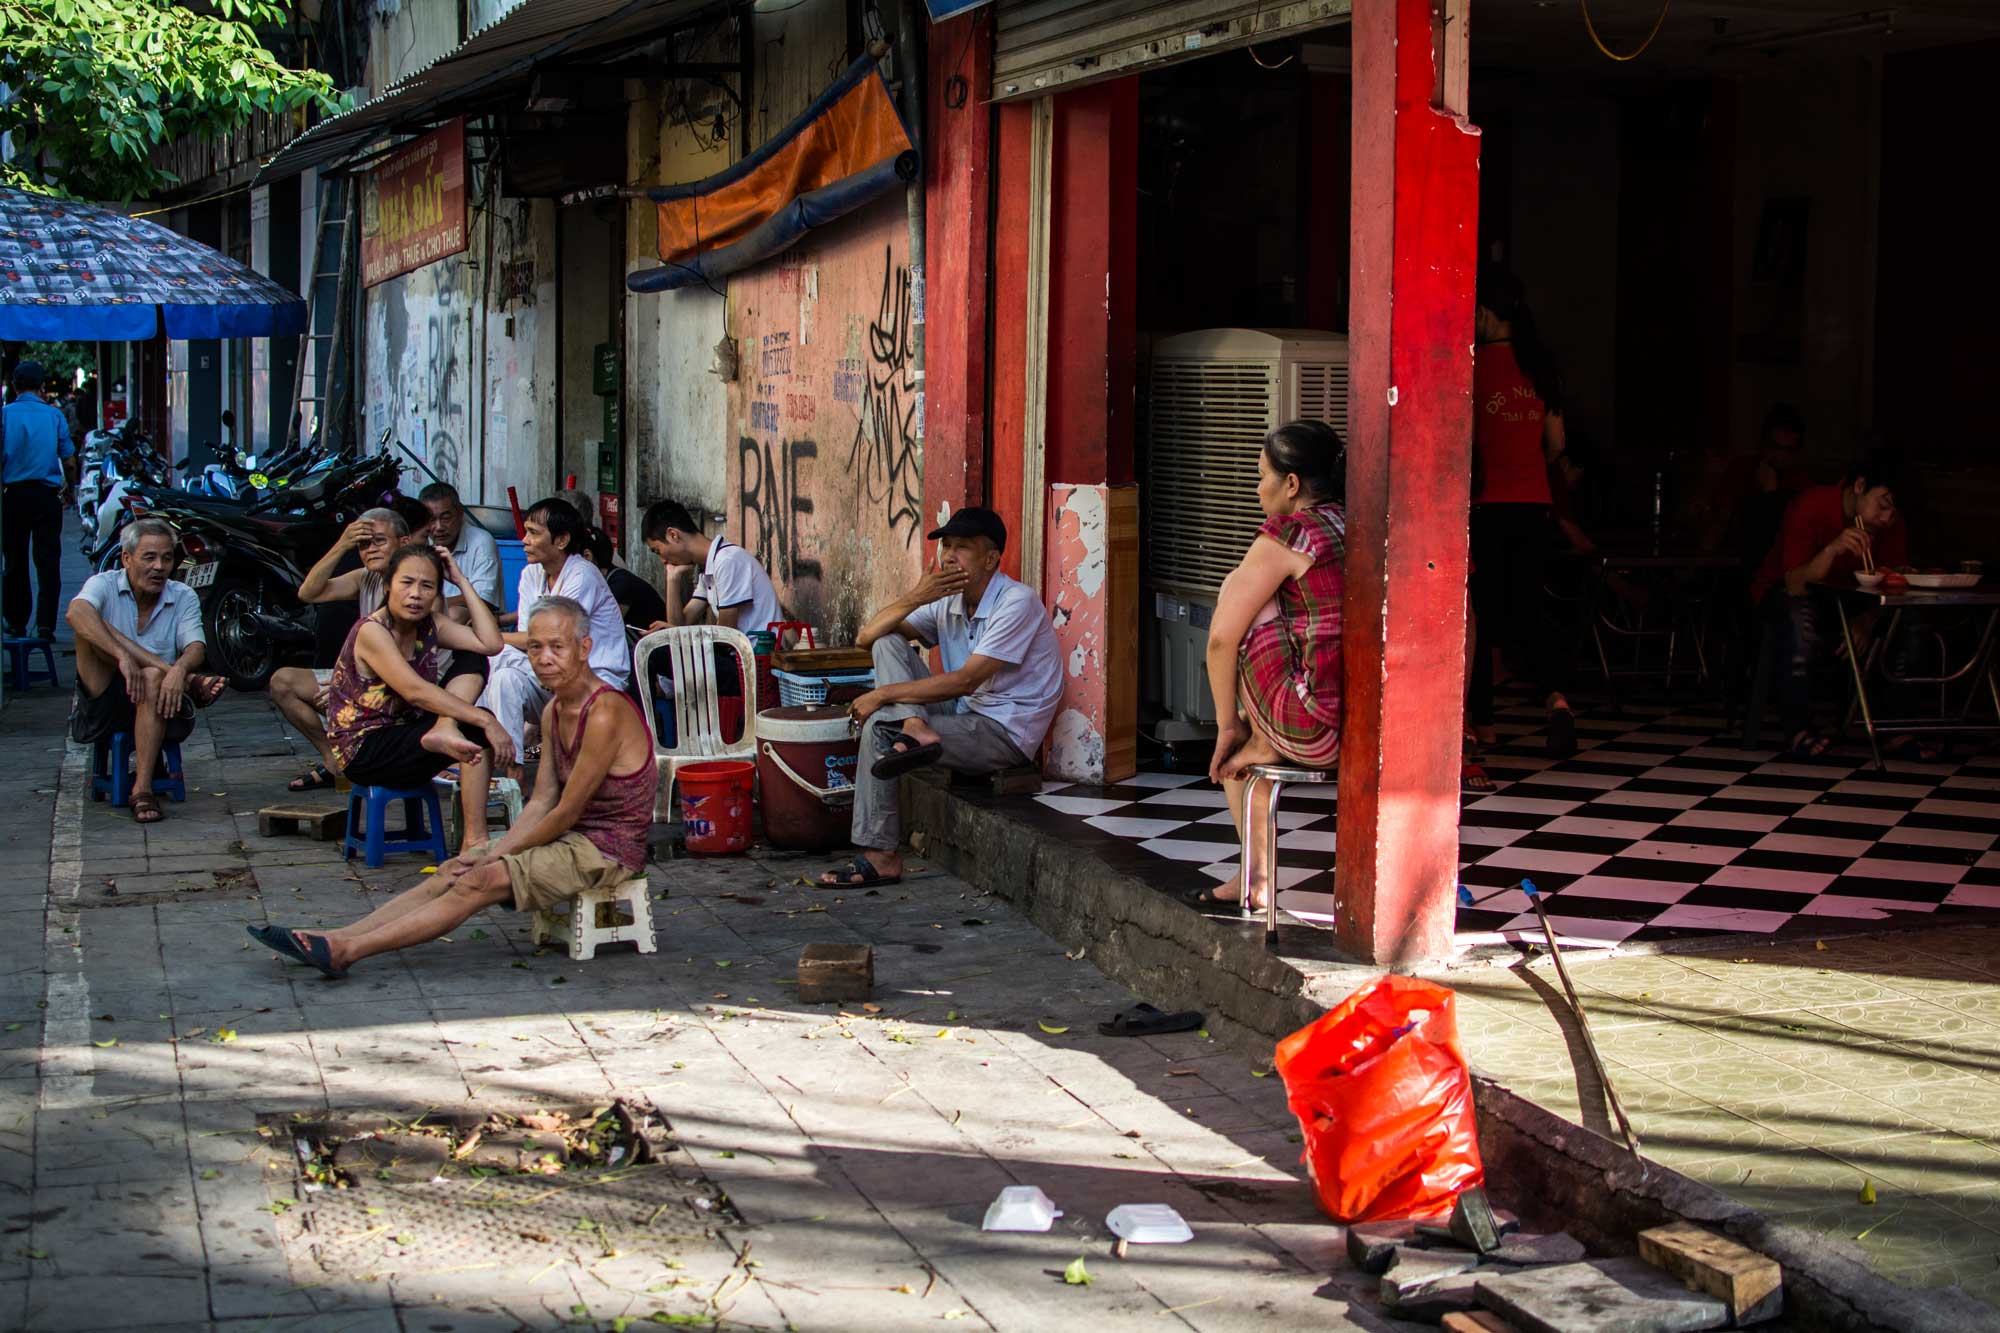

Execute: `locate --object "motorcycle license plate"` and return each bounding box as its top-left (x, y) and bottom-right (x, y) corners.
top-left (186, 561), bottom-right (219, 589)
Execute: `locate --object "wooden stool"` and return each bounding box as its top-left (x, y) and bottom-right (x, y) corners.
top-left (532, 876), bottom-right (658, 961)
top-left (1240, 764), bottom-right (1334, 950)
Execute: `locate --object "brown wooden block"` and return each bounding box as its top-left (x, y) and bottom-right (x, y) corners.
top-left (797, 942), bottom-right (873, 1003)
top-left (257, 802), bottom-right (347, 841)
top-left (1443, 1312), bottom-right (1519, 1333)
top-left (1638, 1221), bottom-right (1782, 1326)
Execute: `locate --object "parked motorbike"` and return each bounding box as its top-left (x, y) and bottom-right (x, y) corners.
top-left (145, 442), bottom-right (403, 690)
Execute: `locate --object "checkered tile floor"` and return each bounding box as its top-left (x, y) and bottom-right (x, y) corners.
top-left (1028, 700), bottom-right (2000, 948)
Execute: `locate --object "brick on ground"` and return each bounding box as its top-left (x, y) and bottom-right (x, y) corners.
top-left (1443, 1313), bottom-right (1521, 1333)
top-left (1477, 1258), bottom-right (1729, 1333)
top-left (1382, 1246), bottom-right (1480, 1305)
top-left (1347, 1218), bottom-right (1420, 1274)
top-left (1637, 1222), bottom-right (1783, 1327)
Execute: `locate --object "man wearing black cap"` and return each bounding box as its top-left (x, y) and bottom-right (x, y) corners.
top-left (819, 507), bottom-right (1062, 886)
top-left (2, 360), bottom-right (79, 640)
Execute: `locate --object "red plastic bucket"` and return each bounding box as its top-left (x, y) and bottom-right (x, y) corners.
top-left (755, 706), bottom-right (858, 851)
top-left (678, 760), bottom-right (754, 855)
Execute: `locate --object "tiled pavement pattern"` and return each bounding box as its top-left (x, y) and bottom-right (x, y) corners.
top-left (1453, 929), bottom-right (2000, 1309)
top-left (1031, 699), bottom-right (2000, 947)
top-left (0, 682), bottom-right (1408, 1333)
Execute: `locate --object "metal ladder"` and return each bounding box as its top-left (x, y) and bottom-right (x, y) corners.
top-left (287, 175), bottom-right (357, 453)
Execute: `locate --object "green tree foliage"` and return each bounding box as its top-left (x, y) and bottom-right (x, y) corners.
top-left (0, 0), bottom-right (341, 200)
top-left (19, 341), bottom-right (95, 385)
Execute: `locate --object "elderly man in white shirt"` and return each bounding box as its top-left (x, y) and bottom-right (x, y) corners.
top-left (479, 498), bottom-right (630, 770)
top-left (419, 481), bottom-right (502, 609)
top-left (66, 518), bottom-right (227, 823)
top-left (819, 508), bottom-right (1061, 887)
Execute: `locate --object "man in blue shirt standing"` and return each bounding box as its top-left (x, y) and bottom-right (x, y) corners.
top-left (2, 360), bottom-right (79, 639)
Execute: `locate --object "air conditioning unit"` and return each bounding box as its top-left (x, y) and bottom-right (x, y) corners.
top-left (1145, 328), bottom-right (1350, 740)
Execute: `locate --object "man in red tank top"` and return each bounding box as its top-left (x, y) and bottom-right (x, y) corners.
top-left (247, 597), bottom-right (656, 979)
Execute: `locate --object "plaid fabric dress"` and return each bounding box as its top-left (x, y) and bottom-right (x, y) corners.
top-left (1237, 503), bottom-right (1344, 768)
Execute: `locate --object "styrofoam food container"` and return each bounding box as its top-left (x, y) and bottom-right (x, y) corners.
top-left (1106, 1203), bottom-right (1194, 1243)
top-left (982, 1186), bottom-right (1061, 1232)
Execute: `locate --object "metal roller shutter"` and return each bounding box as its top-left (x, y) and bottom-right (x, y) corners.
top-left (991, 0), bottom-right (1352, 101)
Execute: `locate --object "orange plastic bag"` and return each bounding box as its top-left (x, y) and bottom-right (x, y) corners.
top-left (1273, 974), bottom-right (1485, 1223)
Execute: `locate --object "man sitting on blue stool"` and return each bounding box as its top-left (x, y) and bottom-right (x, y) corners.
top-left (65, 518), bottom-right (226, 823)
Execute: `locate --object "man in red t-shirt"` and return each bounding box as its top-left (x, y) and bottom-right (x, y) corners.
top-left (1755, 451), bottom-right (1905, 757)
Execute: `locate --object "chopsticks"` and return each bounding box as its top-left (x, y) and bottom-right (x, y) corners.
top-left (1856, 514), bottom-right (1874, 575)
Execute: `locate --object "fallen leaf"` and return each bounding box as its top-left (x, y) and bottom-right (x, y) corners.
top-left (213, 1029), bottom-right (238, 1044)
top-left (92, 1038), bottom-right (117, 1048)
top-left (1251, 1069), bottom-right (1272, 1078)
top-left (946, 1010), bottom-right (958, 1021)
top-left (862, 1003), bottom-right (882, 1014)
top-left (394, 1233), bottom-right (415, 1246)
top-left (1063, 1256), bottom-right (1093, 1286)
top-left (1859, 1179), bottom-right (1877, 1205)
top-left (1037, 1020), bottom-right (1069, 1035)
top-left (1815, 940), bottom-right (1828, 951)
top-left (1166, 1067), bottom-right (1197, 1077)
top-left (943, 1312), bottom-right (969, 1322)
top-left (420, 867), bottom-right (438, 875)
top-left (22, 1248), bottom-right (47, 1260)
top-left (93, 1012), bottom-right (114, 1021)
top-left (511, 961), bottom-right (528, 970)
top-left (4, 1023), bottom-right (19, 1032)
top-left (1198, 1028), bottom-right (1211, 1039)
top-left (200, 1169), bottom-right (220, 1180)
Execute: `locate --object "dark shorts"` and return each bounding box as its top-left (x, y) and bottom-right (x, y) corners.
top-left (69, 680), bottom-right (197, 746)
top-left (342, 715), bottom-right (493, 790)
top-left (444, 649), bottom-right (491, 685)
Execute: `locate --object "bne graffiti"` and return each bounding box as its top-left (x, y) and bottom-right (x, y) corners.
top-left (738, 436), bottom-right (822, 586)
top-left (848, 247), bottom-right (922, 548)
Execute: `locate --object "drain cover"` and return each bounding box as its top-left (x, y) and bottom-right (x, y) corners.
top-left (275, 1100), bottom-right (734, 1276)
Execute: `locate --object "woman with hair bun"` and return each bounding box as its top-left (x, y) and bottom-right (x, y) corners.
top-left (1195, 419), bottom-right (1347, 911)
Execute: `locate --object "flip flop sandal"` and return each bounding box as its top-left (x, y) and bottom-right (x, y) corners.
top-left (291, 930), bottom-right (348, 980)
top-left (1098, 1002), bottom-right (1206, 1038)
top-left (246, 924), bottom-right (310, 966)
top-left (288, 765), bottom-right (337, 792)
top-left (1184, 883), bottom-right (1267, 914)
top-left (1462, 761), bottom-right (1496, 795)
top-left (817, 855), bottom-right (901, 888)
top-left (871, 731), bottom-right (944, 780)
top-left (129, 791), bottom-right (164, 824)
top-left (1786, 732), bottom-right (1833, 761)
top-left (1884, 735), bottom-right (1946, 763)
top-left (1546, 707), bottom-right (1577, 758)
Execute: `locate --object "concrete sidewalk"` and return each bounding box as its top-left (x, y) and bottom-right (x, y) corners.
top-left (0, 681), bottom-right (1414, 1332)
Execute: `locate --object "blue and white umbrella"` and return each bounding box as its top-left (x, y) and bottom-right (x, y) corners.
top-left (0, 186), bottom-right (307, 341)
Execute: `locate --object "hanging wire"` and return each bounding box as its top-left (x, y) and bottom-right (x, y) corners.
top-left (1581, 0), bottom-right (1673, 63)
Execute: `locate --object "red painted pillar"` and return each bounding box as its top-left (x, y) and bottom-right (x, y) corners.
top-left (1334, 0), bottom-right (1480, 965)
top-left (1042, 81), bottom-right (1140, 783)
top-left (921, 8), bottom-right (993, 530)
top-left (988, 101), bottom-right (1032, 583)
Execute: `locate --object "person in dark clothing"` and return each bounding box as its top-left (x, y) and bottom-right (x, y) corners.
top-left (580, 525), bottom-right (667, 631)
top-left (2, 361), bottom-right (79, 639)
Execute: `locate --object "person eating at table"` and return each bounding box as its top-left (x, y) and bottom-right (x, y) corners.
top-left (1751, 450), bottom-right (1908, 760)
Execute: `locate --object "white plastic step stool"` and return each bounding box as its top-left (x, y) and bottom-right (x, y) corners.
top-left (533, 877), bottom-right (658, 961)
top-left (436, 774), bottom-right (525, 852)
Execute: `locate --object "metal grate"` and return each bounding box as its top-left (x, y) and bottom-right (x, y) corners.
top-left (1293, 359), bottom-right (1350, 442)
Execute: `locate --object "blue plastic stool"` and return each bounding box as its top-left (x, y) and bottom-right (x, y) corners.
top-left (343, 784), bottom-right (449, 868)
top-left (3, 636), bottom-right (58, 692)
top-left (90, 733), bottom-right (187, 807)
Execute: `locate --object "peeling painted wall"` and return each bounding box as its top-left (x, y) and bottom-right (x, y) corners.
top-left (727, 198), bottom-right (920, 640)
top-left (363, 177), bottom-right (557, 506)
top-left (1044, 482), bottom-right (1139, 783)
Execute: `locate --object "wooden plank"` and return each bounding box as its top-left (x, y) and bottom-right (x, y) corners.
top-left (257, 802), bottom-right (348, 841)
top-left (1638, 1222), bottom-right (1783, 1326)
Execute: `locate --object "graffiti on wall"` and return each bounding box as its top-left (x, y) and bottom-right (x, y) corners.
top-left (367, 258), bottom-right (467, 488)
top-left (737, 435), bottom-right (822, 587)
top-left (847, 246), bottom-right (922, 549)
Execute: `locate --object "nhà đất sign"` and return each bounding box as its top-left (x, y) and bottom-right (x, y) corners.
top-left (361, 119), bottom-right (467, 288)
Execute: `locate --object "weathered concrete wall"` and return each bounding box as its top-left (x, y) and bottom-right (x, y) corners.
top-left (362, 171), bottom-right (556, 506)
top-left (726, 199), bottom-right (921, 639)
top-left (364, 0), bottom-right (459, 94)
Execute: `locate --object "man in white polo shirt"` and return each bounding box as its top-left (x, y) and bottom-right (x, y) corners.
top-left (640, 499), bottom-right (780, 633)
top-left (65, 518), bottom-right (226, 823)
top-left (419, 481), bottom-right (502, 610)
top-left (819, 508), bottom-right (1061, 887)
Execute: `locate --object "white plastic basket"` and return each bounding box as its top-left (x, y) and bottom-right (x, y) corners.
top-left (772, 668), bottom-right (876, 707)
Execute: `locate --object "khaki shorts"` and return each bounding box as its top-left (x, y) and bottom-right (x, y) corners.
top-left (464, 832), bottom-right (640, 913)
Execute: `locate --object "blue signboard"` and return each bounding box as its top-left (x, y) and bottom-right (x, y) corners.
top-left (925, 0), bottom-right (992, 18)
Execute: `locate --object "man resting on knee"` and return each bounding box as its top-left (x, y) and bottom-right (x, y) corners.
top-left (248, 596), bottom-right (654, 978)
top-left (66, 519), bottom-right (226, 823)
top-left (819, 508), bottom-right (1062, 887)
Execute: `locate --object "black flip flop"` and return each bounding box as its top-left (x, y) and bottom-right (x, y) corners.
top-left (1098, 1002), bottom-right (1205, 1038)
top-left (288, 764), bottom-right (336, 792)
top-left (817, 855), bottom-right (901, 888)
top-left (293, 930), bottom-right (349, 980)
top-left (246, 924), bottom-right (310, 966)
top-left (872, 731), bottom-right (944, 780)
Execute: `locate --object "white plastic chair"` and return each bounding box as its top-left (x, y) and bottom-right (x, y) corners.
top-left (631, 625), bottom-right (760, 821)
